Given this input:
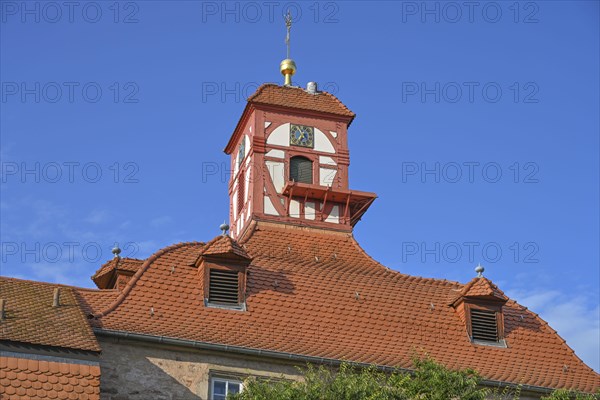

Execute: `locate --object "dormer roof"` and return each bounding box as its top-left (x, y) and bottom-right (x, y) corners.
top-left (199, 234), bottom-right (252, 262)
top-left (91, 257), bottom-right (144, 289)
top-left (450, 277), bottom-right (509, 306)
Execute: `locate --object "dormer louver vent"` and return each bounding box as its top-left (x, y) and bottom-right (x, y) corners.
top-left (470, 309), bottom-right (498, 342)
top-left (209, 269), bottom-right (239, 305)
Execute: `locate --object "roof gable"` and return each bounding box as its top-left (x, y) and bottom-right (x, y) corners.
top-left (450, 277), bottom-right (509, 305)
top-left (199, 235), bottom-right (251, 262)
top-left (91, 257), bottom-right (144, 289)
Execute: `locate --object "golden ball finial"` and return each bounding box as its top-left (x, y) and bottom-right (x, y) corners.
top-left (280, 58), bottom-right (296, 86)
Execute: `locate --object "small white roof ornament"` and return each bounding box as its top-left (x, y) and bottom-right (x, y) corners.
top-left (475, 263), bottom-right (485, 278)
top-left (220, 222), bottom-right (230, 236)
top-left (112, 245), bottom-right (121, 259)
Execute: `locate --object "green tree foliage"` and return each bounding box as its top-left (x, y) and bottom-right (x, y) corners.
top-left (542, 389), bottom-right (599, 400)
top-left (230, 358), bottom-right (598, 400)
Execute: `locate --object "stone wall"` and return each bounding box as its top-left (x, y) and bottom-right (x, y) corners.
top-left (98, 337), bottom-right (302, 400)
top-left (97, 337), bottom-right (545, 400)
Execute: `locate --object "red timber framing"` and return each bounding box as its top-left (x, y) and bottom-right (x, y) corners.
top-left (224, 84), bottom-right (375, 239)
top-left (282, 182), bottom-right (376, 227)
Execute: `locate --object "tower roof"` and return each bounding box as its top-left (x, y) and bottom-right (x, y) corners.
top-left (225, 84), bottom-right (355, 155)
top-left (248, 84), bottom-right (355, 118)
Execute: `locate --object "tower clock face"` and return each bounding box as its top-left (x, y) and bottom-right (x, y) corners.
top-left (290, 124), bottom-right (314, 148)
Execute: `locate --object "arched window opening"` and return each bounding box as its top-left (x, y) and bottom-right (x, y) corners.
top-left (290, 156), bottom-right (313, 184)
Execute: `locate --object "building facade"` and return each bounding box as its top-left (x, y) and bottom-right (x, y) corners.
top-left (1, 74), bottom-right (599, 399)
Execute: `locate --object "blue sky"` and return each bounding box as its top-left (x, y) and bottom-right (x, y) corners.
top-left (1, 1), bottom-right (598, 372)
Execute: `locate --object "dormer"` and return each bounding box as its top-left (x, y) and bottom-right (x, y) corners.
top-left (91, 256), bottom-right (143, 290)
top-left (450, 271), bottom-right (509, 347)
top-left (196, 232), bottom-right (252, 311)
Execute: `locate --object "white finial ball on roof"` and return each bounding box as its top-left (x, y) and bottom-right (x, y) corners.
top-left (112, 245), bottom-right (121, 259)
top-left (220, 222), bottom-right (230, 236)
top-left (475, 264), bottom-right (485, 277)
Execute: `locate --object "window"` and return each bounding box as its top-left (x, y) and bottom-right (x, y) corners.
top-left (237, 141), bottom-right (245, 169)
top-left (290, 156), bottom-right (313, 184)
top-left (470, 308), bottom-right (499, 343)
top-left (211, 377), bottom-right (243, 400)
top-left (237, 169), bottom-right (245, 216)
top-left (208, 269), bottom-right (239, 305)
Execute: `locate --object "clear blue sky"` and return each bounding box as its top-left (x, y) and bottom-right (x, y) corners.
top-left (1, 1), bottom-right (598, 371)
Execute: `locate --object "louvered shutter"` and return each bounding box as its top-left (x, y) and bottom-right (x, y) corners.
top-left (209, 269), bottom-right (239, 305)
top-left (470, 309), bottom-right (498, 342)
top-left (290, 157), bottom-right (313, 184)
top-left (237, 169), bottom-right (245, 216)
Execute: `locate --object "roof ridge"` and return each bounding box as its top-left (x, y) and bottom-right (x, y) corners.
top-left (0, 276), bottom-right (102, 291)
top-left (349, 236), bottom-right (462, 287)
top-left (522, 302), bottom-right (600, 377)
top-left (62, 285), bottom-right (102, 352)
top-left (92, 241), bottom-right (204, 319)
top-left (248, 83), bottom-right (355, 117)
top-left (246, 83), bottom-right (272, 102)
top-left (201, 234), bottom-right (251, 259)
top-left (319, 89), bottom-right (355, 115)
top-left (76, 287), bottom-right (119, 293)
top-left (243, 224), bottom-right (461, 287)
top-left (91, 257), bottom-right (143, 281)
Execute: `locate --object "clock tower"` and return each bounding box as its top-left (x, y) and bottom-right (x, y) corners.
top-left (224, 81), bottom-right (377, 240)
top-left (223, 18), bottom-right (376, 240)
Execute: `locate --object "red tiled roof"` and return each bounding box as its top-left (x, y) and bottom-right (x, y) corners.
top-left (79, 223), bottom-right (600, 393)
top-left (0, 278), bottom-right (100, 352)
top-left (225, 83), bottom-right (356, 154)
top-left (91, 257), bottom-right (144, 289)
top-left (0, 356), bottom-right (100, 399)
top-left (248, 84), bottom-right (355, 119)
top-left (201, 235), bottom-right (251, 260)
top-left (463, 277), bottom-right (506, 297)
top-left (450, 277), bottom-right (509, 305)
top-left (74, 288), bottom-right (119, 327)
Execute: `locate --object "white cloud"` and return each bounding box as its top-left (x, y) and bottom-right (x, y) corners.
top-left (507, 287), bottom-right (600, 373)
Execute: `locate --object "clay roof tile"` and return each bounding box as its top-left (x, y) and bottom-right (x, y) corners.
top-left (70, 224), bottom-right (600, 393)
top-left (0, 356), bottom-right (100, 400)
top-left (248, 83), bottom-right (355, 119)
top-left (0, 278), bottom-right (100, 352)
top-left (200, 235), bottom-right (251, 261)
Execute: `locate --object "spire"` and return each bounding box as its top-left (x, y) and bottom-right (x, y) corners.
top-left (285, 10), bottom-right (291, 59)
top-left (280, 10), bottom-right (296, 86)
